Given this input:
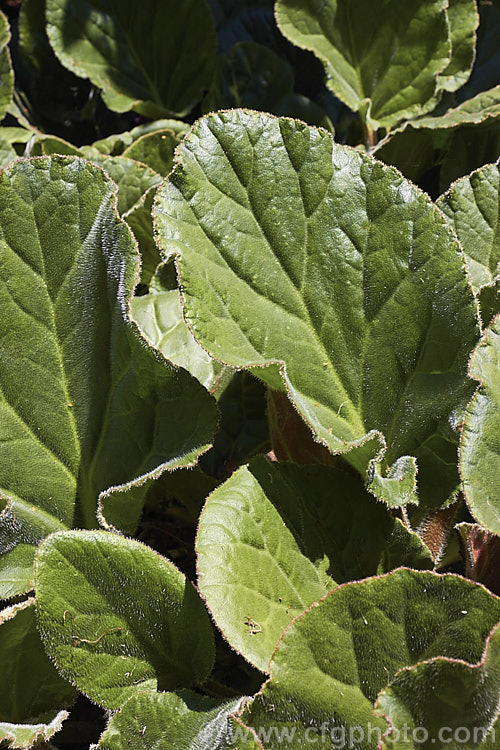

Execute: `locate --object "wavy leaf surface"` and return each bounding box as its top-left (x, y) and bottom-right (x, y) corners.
top-left (154, 110), bottom-right (479, 509)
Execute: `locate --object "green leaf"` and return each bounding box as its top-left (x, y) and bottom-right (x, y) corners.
top-left (46, 0), bottom-right (216, 117)
top-left (439, 118), bottom-right (500, 192)
top-left (205, 41), bottom-right (293, 112)
top-left (241, 569), bottom-right (500, 748)
top-left (197, 458), bottom-right (433, 672)
top-left (0, 131), bottom-right (33, 175)
top-left (29, 137), bottom-right (164, 217)
top-left (436, 0), bottom-right (479, 93)
top-left (460, 316), bottom-right (500, 534)
top-left (83, 119), bottom-right (189, 158)
top-left (35, 530), bottom-right (215, 710)
top-left (131, 287), bottom-right (225, 392)
top-left (154, 110), bottom-right (479, 509)
top-left (95, 691), bottom-right (260, 749)
top-left (274, 0), bottom-right (450, 130)
top-left (0, 711), bottom-right (68, 750)
top-left (89, 155), bottom-right (162, 218)
top-left (374, 108), bottom-right (500, 191)
top-left (437, 160), bottom-right (500, 302)
top-left (373, 87), bottom-right (500, 185)
top-left (0, 10), bottom-right (14, 122)
top-left (122, 130), bottom-right (181, 176)
top-left (0, 599), bottom-right (76, 723)
top-left (391, 85), bottom-right (500, 132)
top-left (0, 156), bottom-right (216, 553)
top-left (0, 545), bottom-right (35, 600)
top-left (376, 623), bottom-right (500, 749)
top-left (124, 188), bottom-right (160, 286)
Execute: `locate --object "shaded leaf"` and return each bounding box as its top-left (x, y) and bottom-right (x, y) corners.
top-left (204, 41), bottom-right (332, 130)
top-left (0, 599), bottom-right (76, 723)
top-left (35, 530), bottom-right (215, 710)
top-left (207, 0), bottom-right (277, 53)
top-left (122, 130), bottom-right (181, 176)
top-left (440, 118), bottom-right (500, 192)
top-left (154, 110), bottom-right (479, 509)
top-left (199, 371), bottom-right (269, 478)
top-left (83, 119), bottom-right (189, 158)
top-left (197, 458), bottom-right (433, 672)
top-left (124, 187), bottom-right (160, 287)
top-left (460, 316), bottom-right (500, 533)
top-left (241, 570), bottom-right (500, 748)
top-left (267, 388), bottom-right (337, 465)
top-left (459, 0), bottom-right (500, 101)
top-left (205, 41), bottom-right (293, 113)
top-left (18, 0), bottom-right (91, 138)
top-left (275, 0), bottom-right (450, 129)
top-left (46, 0), bottom-right (216, 117)
top-left (87, 154), bottom-right (162, 217)
top-left (0, 157), bottom-right (216, 553)
top-left (0, 10), bottom-right (14, 122)
top-left (95, 691), bottom-right (260, 749)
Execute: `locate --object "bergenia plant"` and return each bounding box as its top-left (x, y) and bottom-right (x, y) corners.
top-left (0, 1), bottom-right (499, 749)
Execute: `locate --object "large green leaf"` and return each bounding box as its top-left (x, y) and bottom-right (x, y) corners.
top-left (46, 0), bottom-right (217, 117)
top-left (0, 156), bottom-right (216, 554)
top-left (35, 530), bottom-right (215, 710)
top-left (274, 0), bottom-right (450, 130)
top-left (376, 623), bottom-right (500, 749)
top-left (241, 569), bottom-right (500, 748)
top-left (437, 160), bottom-right (500, 307)
top-left (95, 691), bottom-right (260, 749)
top-left (154, 110), bottom-right (479, 509)
top-left (197, 458), bottom-right (433, 672)
top-left (0, 599), bottom-right (76, 723)
top-left (460, 316), bottom-right (500, 534)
